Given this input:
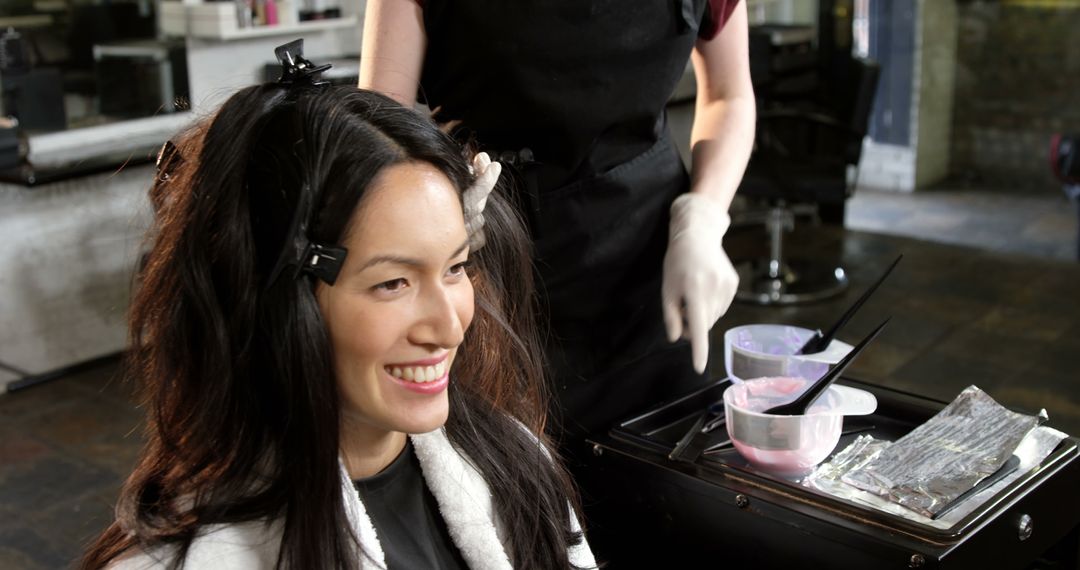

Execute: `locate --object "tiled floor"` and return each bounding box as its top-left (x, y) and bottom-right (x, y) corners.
top-left (0, 359), bottom-right (138, 569)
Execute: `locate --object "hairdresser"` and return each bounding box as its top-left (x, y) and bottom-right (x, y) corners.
top-left (359, 0), bottom-right (756, 444)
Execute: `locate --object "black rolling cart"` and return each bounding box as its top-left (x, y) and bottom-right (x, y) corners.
top-left (580, 379), bottom-right (1080, 569)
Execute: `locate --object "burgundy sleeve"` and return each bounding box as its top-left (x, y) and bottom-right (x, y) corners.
top-left (698, 0), bottom-right (741, 41)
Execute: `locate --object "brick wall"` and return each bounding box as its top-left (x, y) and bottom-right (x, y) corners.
top-left (950, 4), bottom-right (1080, 193)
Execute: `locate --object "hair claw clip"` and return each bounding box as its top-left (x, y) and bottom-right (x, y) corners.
top-left (274, 39), bottom-right (332, 86)
top-left (264, 179), bottom-right (349, 289)
top-left (266, 235), bottom-right (348, 289)
top-left (300, 242), bottom-right (348, 285)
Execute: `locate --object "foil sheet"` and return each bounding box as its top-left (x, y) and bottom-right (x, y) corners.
top-left (803, 386), bottom-right (1066, 528)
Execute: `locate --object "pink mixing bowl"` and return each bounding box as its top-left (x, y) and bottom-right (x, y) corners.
top-left (723, 376), bottom-right (871, 477)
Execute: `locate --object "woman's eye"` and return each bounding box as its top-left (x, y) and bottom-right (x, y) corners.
top-left (448, 260), bottom-right (471, 278)
top-left (373, 278), bottom-right (408, 292)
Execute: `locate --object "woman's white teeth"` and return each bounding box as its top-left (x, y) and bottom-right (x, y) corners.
top-left (387, 361), bottom-right (446, 383)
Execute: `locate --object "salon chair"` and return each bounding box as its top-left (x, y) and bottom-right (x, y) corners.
top-left (1050, 133), bottom-right (1080, 260)
top-left (734, 56), bottom-right (880, 305)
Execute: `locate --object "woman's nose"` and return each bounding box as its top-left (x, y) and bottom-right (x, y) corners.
top-left (412, 284), bottom-right (466, 348)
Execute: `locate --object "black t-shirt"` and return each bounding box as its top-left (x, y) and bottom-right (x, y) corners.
top-left (418, 0), bottom-right (740, 191)
top-left (352, 440), bottom-right (469, 570)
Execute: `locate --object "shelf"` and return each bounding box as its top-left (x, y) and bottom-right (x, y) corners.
top-left (217, 15), bottom-right (357, 40)
top-left (162, 3), bottom-right (358, 42)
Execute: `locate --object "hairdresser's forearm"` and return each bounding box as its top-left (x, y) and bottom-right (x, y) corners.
top-left (359, 0), bottom-right (426, 107)
top-left (688, 95), bottom-right (755, 209)
top-left (686, 1), bottom-right (755, 210)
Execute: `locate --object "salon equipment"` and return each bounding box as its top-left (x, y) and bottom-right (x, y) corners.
top-left (760, 318), bottom-right (888, 416)
top-left (734, 55), bottom-right (880, 305)
top-left (580, 378), bottom-right (1080, 568)
top-left (94, 39), bottom-right (188, 118)
top-left (1049, 133), bottom-right (1080, 260)
top-left (667, 409), bottom-right (711, 463)
top-left (669, 400), bottom-right (725, 463)
top-left (796, 254), bottom-right (901, 354)
top-left (723, 377), bottom-right (878, 476)
top-left (0, 122), bottom-right (21, 170)
top-left (701, 403), bottom-right (726, 434)
top-left (0, 29), bottom-right (65, 133)
top-left (724, 323), bottom-right (853, 384)
top-left (839, 385), bottom-right (1043, 518)
top-left (704, 418), bottom-right (875, 456)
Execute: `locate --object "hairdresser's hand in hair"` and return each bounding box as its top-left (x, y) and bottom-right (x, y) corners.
top-left (463, 152), bottom-right (502, 251)
top-left (661, 193), bottom-right (738, 375)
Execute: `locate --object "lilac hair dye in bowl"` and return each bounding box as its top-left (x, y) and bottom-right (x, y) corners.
top-left (724, 324), bottom-right (851, 384)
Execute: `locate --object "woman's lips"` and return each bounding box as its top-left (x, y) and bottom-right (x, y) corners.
top-left (384, 355), bottom-right (450, 394)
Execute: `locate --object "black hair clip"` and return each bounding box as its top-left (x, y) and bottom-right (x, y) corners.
top-left (265, 183), bottom-right (348, 289)
top-left (262, 40), bottom-right (343, 289)
top-left (274, 39), bottom-right (332, 87)
top-left (300, 242), bottom-right (349, 285)
top-left (265, 231), bottom-right (348, 288)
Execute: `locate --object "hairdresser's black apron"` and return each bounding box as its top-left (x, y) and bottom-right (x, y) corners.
top-left (421, 0), bottom-right (711, 441)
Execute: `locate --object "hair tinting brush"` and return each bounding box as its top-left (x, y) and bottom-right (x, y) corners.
top-left (763, 318), bottom-right (889, 416)
top-left (796, 254), bottom-right (902, 355)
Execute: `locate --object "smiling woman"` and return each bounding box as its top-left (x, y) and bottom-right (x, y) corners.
top-left (320, 161), bottom-right (477, 477)
top-left (79, 44), bottom-right (594, 570)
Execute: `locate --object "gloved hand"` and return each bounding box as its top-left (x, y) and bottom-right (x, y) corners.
top-left (462, 152), bottom-right (502, 251)
top-left (661, 192), bottom-right (739, 374)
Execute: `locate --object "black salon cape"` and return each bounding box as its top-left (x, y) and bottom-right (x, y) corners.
top-left (353, 439), bottom-right (468, 570)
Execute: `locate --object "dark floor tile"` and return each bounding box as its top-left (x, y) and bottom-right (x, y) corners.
top-left (1013, 273), bottom-right (1080, 316)
top-left (967, 306), bottom-right (1073, 342)
top-left (67, 357), bottom-right (134, 407)
top-left (0, 380), bottom-right (90, 426)
top-left (933, 328), bottom-right (1046, 374)
top-left (888, 350), bottom-right (1016, 405)
top-left (864, 312), bottom-right (952, 352)
top-left (845, 341), bottom-right (919, 384)
top-left (76, 437), bottom-right (144, 478)
top-left (0, 456), bottom-right (116, 515)
top-left (0, 527), bottom-right (72, 570)
top-left (0, 428), bottom-right (52, 467)
top-left (0, 546), bottom-right (46, 570)
top-left (20, 396), bottom-right (141, 455)
top-left (983, 370), bottom-right (1080, 438)
top-left (29, 486), bottom-right (120, 566)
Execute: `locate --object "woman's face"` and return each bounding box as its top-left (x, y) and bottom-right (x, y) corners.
top-left (317, 160), bottom-right (474, 444)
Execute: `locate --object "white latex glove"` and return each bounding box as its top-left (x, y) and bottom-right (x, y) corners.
top-left (462, 152), bottom-right (502, 251)
top-left (661, 192), bottom-right (739, 374)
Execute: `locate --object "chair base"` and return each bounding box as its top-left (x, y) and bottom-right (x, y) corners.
top-left (735, 258), bottom-right (849, 305)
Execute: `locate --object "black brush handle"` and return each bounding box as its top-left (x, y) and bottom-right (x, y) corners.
top-left (763, 317), bottom-right (890, 416)
top-left (796, 254), bottom-right (902, 355)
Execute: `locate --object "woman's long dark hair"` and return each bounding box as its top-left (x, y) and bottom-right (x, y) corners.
top-left (81, 86), bottom-right (583, 569)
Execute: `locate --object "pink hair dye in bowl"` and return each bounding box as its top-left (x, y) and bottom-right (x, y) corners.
top-left (723, 376), bottom-right (876, 477)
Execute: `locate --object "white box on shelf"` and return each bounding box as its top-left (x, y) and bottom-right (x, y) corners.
top-left (276, 0), bottom-right (299, 26)
top-left (159, 1), bottom-right (189, 36)
top-left (188, 2), bottom-right (241, 39)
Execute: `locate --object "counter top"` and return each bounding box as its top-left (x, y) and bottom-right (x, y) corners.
top-left (2, 113), bottom-right (193, 186)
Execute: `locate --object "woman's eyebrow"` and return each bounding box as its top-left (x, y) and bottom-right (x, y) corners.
top-left (357, 254), bottom-right (422, 272)
top-left (448, 239), bottom-right (469, 261)
top-left (357, 239), bottom-right (470, 272)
